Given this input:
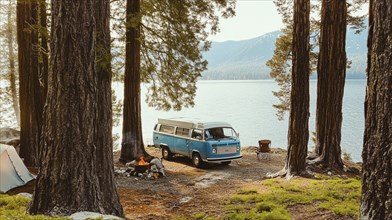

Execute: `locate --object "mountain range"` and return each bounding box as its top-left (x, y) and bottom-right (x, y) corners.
top-left (201, 25), bottom-right (368, 80)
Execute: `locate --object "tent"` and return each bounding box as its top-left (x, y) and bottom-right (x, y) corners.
top-left (0, 144), bottom-right (35, 193)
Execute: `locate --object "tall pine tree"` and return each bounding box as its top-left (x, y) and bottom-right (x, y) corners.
top-left (313, 0), bottom-right (347, 170)
top-left (361, 0), bottom-right (392, 218)
top-left (269, 0), bottom-right (311, 178)
top-left (17, 0), bottom-right (46, 167)
top-left (120, 0), bottom-right (146, 162)
top-left (117, 0), bottom-right (235, 162)
top-left (29, 0), bottom-right (123, 216)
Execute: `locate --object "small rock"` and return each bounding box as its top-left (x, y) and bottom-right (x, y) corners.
top-left (17, 193), bottom-right (32, 199)
top-left (70, 211), bottom-right (123, 220)
top-left (327, 171), bottom-right (332, 176)
top-left (125, 160), bottom-right (137, 167)
top-left (115, 169), bottom-right (126, 174)
top-left (193, 172), bottom-right (230, 189)
top-left (179, 196), bottom-right (192, 204)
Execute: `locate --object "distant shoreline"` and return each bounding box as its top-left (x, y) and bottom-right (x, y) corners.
top-left (196, 78), bottom-right (367, 82)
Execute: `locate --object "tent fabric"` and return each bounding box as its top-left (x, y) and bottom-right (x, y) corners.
top-left (0, 144), bottom-right (35, 193)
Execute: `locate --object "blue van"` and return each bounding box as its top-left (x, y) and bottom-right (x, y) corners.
top-left (153, 118), bottom-right (242, 168)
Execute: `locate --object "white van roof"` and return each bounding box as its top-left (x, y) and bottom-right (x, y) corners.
top-left (157, 117), bottom-right (232, 129)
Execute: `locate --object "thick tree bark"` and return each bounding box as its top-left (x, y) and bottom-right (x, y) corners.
top-left (28, 1), bottom-right (123, 216)
top-left (360, 0), bottom-right (392, 219)
top-left (38, 0), bottom-right (48, 102)
top-left (17, 0), bottom-right (44, 167)
top-left (94, 0), bottom-right (124, 215)
top-left (120, 0), bottom-right (147, 163)
top-left (6, 0), bottom-right (20, 126)
top-left (269, 0), bottom-right (310, 179)
top-left (313, 0), bottom-right (346, 169)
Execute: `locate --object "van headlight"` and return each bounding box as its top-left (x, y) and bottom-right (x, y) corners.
top-left (237, 146), bottom-right (240, 151)
top-left (212, 144), bottom-right (217, 154)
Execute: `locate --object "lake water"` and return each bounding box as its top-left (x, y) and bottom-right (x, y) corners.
top-left (113, 80), bottom-right (366, 162)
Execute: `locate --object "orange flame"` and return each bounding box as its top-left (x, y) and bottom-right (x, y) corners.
top-left (138, 156), bottom-right (148, 165)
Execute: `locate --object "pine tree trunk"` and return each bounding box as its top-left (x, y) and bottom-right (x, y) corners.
top-left (94, 0), bottom-right (124, 215)
top-left (285, 0), bottom-right (311, 177)
top-left (17, 0), bottom-right (43, 167)
top-left (269, 0), bottom-right (310, 178)
top-left (28, 1), bottom-right (123, 216)
top-left (6, 0), bottom-right (20, 126)
top-left (360, 0), bottom-right (392, 219)
top-left (314, 0), bottom-right (346, 169)
top-left (120, 0), bottom-right (146, 163)
top-left (38, 0), bottom-right (48, 103)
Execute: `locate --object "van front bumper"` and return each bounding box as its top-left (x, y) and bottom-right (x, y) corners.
top-left (206, 155), bottom-right (242, 163)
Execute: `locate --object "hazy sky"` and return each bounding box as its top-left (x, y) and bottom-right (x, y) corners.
top-left (211, 0), bottom-right (369, 42)
top-left (211, 0), bottom-right (283, 42)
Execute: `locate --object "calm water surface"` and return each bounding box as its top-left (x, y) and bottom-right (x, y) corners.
top-left (113, 80), bottom-right (366, 162)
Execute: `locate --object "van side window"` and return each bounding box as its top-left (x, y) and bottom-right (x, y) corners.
top-left (160, 125), bottom-right (174, 134)
top-left (191, 129), bottom-right (203, 140)
top-left (175, 127), bottom-right (190, 137)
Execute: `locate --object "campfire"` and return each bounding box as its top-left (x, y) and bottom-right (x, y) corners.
top-left (134, 156), bottom-right (149, 173)
top-left (137, 156), bottom-right (148, 165)
top-left (125, 155), bottom-right (166, 179)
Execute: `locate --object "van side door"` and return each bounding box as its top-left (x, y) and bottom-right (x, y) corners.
top-left (156, 125), bottom-right (175, 151)
top-left (173, 127), bottom-right (190, 156)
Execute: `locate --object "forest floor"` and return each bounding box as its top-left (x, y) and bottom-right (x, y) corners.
top-left (7, 146), bottom-right (361, 220)
top-left (114, 147), bottom-right (284, 219)
top-left (114, 146), bottom-right (361, 220)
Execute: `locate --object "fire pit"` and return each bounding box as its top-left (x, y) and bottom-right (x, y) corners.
top-left (134, 164), bottom-right (149, 173)
top-left (127, 155), bottom-right (166, 179)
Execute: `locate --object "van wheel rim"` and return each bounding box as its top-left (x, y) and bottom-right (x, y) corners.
top-left (193, 156), bottom-right (199, 165)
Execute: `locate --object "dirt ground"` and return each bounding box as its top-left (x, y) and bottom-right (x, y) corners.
top-left (114, 146), bottom-right (285, 219)
top-left (7, 146), bottom-right (359, 219)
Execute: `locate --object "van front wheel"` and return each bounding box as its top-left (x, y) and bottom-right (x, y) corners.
top-left (162, 146), bottom-right (173, 160)
top-left (192, 152), bottom-right (204, 168)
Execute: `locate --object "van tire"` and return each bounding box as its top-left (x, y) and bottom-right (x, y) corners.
top-left (192, 152), bottom-right (204, 168)
top-left (162, 146), bottom-right (173, 160)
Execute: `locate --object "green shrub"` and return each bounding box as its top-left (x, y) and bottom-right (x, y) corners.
top-left (342, 151), bottom-right (352, 161)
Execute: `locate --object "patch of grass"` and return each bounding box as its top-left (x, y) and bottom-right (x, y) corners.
top-left (0, 194), bottom-right (69, 220)
top-left (237, 188), bottom-right (258, 195)
top-left (224, 176), bottom-right (361, 219)
top-left (194, 212), bottom-right (206, 219)
top-left (172, 217), bottom-right (187, 220)
top-left (224, 205), bottom-right (291, 220)
top-left (225, 204), bottom-right (245, 213)
top-left (256, 201), bottom-right (278, 212)
top-left (204, 217), bottom-right (217, 220)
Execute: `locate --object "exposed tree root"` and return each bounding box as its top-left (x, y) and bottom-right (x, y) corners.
top-left (307, 157), bottom-right (361, 176)
top-left (266, 167), bottom-right (314, 180)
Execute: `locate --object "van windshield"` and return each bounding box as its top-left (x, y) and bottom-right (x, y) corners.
top-left (205, 127), bottom-right (237, 140)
